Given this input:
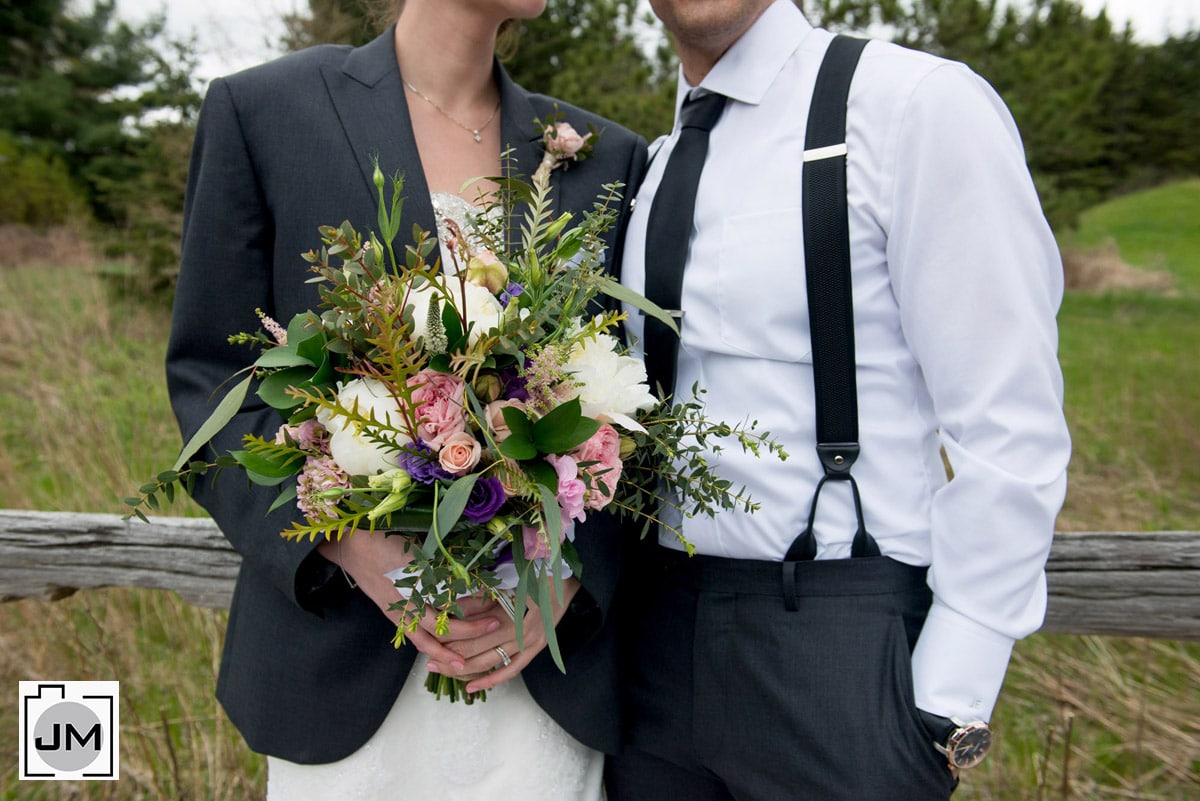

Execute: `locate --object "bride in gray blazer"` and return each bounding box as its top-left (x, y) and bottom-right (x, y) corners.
top-left (166, 1), bottom-right (646, 797)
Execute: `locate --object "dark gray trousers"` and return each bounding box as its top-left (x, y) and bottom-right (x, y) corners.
top-left (606, 549), bottom-right (957, 801)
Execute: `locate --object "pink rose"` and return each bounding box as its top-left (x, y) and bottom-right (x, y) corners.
top-left (438, 431), bottom-right (482, 475)
top-left (522, 524), bottom-right (551, 560)
top-left (485, 399), bottom-right (525, 444)
top-left (275, 418), bottom-right (329, 453)
top-left (546, 122), bottom-right (586, 160)
top-left (572, 424), bottom-right (623, 510)
top-left (408, 369), bottom-right (466, 450)
top-left (546, 453), bottom-right (586, 525)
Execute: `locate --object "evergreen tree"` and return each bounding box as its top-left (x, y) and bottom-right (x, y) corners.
top-left (985, 1), bottom-right (1119, 228)
top-left (280, 0), bottom-right (381, 51)
top-left (1117, 32), bottom-right (1200, 183)
top-left (0, 0), bottom-right (200, 227)
top-left (802, 0), bottom-right (1124, 229)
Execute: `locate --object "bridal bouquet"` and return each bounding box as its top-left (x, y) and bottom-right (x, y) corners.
top-left (128, 121), bottom-right (785, 701)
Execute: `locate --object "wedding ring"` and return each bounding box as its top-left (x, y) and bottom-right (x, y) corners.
top-left (494, 645), bottom-right (512, 667)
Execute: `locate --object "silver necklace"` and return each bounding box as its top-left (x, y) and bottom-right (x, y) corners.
top-left (403, 79), bottom-right (501, 143)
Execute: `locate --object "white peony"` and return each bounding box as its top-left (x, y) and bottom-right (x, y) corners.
top-left (407, 280), bottom-right (504, 346)
top-left (565, 331), bottom-right (657, 432)
top-left (315, 378), bottom-right (412, 476)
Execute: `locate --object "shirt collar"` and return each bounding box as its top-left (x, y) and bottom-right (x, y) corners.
top-left (674, 0), bottom-right (813, 115)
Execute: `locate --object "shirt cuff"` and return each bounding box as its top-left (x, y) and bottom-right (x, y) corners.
top-left (911, 600), bottom-right (1015, 722)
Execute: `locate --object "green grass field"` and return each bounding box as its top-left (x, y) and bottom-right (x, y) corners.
top-left (1, 181), bottom-right (1198, 799)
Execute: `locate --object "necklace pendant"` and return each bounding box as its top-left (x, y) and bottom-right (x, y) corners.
top-left (472, 129), bottom-right (482, 143)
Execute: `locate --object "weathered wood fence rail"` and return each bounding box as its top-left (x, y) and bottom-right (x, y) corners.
top-left (1, 509), bottom-right (1198, 640)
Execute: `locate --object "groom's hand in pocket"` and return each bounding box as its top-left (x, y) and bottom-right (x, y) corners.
top-left (316, 532), bottom-right (505, 669)
top-left (429, 578), bottom-right (581, 693)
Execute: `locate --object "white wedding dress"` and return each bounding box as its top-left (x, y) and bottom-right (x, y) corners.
top-left (265, 193), bottom-right (604, 801)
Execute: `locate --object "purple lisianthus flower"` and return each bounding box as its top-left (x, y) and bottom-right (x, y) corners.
top-left (397, 442), bottom-right (454, 484)
top-left (463, 476), bottom-right (507, 524)
top-left (499, 366), bottom-right (529, 402)
top-left (499, 281), bottom-right (524, 308)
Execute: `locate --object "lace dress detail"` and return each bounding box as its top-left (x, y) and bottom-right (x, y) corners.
top-left (431, 191), bottom-right (496, 274)
top-left (265, 193), bottom-right (604, 801)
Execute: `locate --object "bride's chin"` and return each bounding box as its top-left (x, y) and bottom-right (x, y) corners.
top-left (476, 0), bottom-right (548, 21)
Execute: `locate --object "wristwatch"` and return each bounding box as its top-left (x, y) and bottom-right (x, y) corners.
top-left (918, 710), bottom-right (993, 770)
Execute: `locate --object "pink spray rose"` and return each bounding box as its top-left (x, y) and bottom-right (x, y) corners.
top-left (522, 524), bottom-right (552, 560)
top-left (438, 431), bottom-right (482, 475)
top-left (545, 122), bottom-right (586, 160)
top-left (275, 418), bottom-right (329, 453)
top-left (572, 423), bottom-right (623, 510)
top-left (546, 453), bottom-right (587, 526)
top-left (408, 369), bottom-right (466, 450)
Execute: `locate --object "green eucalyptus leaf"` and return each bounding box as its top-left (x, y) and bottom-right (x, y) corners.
top-left (267, 484), bottom-right (299, 515)
top-left (433, 474), bottom-right (479, 539)
top-left (554, 229), bottom-right (585, 262)
top-left (294, 332), bottom-right (328, 366)
top-left (536, 569), bottom-right (565, 673)
top-left (171, 374), bottom-right (253, 472)
top-left (285, 313), bottom-right (316, 344)
top-left (254, 348), bottom-right (312, 369)
top-left (231, 449), bottom-right (304, 479)
top-left (599, 276), bottom-right (679, 336)
top-left (246, 470), bottom-right (290, 487)
top-left (257, 367), bottom-right (313, 410)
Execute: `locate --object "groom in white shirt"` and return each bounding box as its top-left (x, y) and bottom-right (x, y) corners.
top-left (607, 1), bottom-right (1071, 798)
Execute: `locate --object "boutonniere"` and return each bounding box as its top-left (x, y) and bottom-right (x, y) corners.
top-left (533, 119), bottom-right (598, 184)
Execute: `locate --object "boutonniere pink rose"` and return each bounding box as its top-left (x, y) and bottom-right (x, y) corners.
top-left (534, 118), bottom-right (598, 183)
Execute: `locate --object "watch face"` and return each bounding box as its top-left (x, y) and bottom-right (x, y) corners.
top-left (948, 725), bottom-right (993, 769)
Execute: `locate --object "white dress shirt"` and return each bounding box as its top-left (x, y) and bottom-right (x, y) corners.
top-left (621, 0), bottom-right (1071, 723)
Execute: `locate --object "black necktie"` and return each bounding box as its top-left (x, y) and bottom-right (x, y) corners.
top-left (643, 91), bottom-right (727, 401)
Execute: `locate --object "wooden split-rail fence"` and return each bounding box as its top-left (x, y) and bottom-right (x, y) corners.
top-left (0, 510), bottom-right (1197, 640)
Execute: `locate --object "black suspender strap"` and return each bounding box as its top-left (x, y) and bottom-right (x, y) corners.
top-left (783, 35), bottom-right (878, 601)
top-left (803, 34), bottom-right (869, 479)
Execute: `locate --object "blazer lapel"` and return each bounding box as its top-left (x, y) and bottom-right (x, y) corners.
top-left (497, 63), bottom-right (546, 185)
top-left (321, 27), bottom-right (438, 246)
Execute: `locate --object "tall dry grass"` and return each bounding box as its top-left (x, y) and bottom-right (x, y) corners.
top-left (0, 250), bottom-right (265, 799)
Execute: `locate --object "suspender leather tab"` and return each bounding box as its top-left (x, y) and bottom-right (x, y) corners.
top-left (816, 442), bottom-right (859, 478)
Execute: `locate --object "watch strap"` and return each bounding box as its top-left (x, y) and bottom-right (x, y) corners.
top-left (918, 709), bottom-right (957, 748)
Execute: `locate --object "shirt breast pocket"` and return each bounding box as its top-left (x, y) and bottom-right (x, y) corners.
top-left (716, 207), bottom-right (812, 363)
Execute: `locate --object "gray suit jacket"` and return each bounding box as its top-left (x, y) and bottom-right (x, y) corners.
top-left (166, 28), bottom-right (647, 763)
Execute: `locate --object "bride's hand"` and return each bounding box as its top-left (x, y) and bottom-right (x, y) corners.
top-left (427, 577), bottom-right (582, 693)
top-left (316, 533), bottom-right (505, 670)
